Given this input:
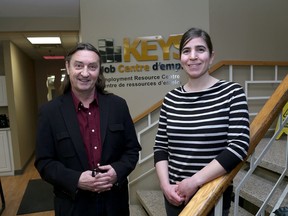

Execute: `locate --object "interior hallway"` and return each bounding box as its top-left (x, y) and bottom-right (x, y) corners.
top-left (0, 158), bottom-right (54, 216)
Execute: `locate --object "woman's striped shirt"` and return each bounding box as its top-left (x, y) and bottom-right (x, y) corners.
top-left (154, 80), bottom-right (250, 184)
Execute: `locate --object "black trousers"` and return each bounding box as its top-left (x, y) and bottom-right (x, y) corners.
top-left (54, 191), bottom-right (106, 216)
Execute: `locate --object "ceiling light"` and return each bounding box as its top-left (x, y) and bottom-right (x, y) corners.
top-left (27, 37), bottom-right (61, 44)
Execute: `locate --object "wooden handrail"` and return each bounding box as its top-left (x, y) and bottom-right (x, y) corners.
top-left (179, 74), bottom-right (288, 216)
top-left (132, 60), bottom-right (288, 123)
top-left (133, 100), bottom-right (163, 123)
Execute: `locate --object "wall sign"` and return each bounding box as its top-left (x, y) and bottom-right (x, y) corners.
top-left (98, 34), bottom-right (183, 89)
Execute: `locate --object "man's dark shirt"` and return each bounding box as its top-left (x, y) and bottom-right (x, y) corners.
top-left (72, 91), bottom-right (102, 169)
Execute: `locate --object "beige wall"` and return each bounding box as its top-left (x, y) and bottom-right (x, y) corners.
top-left (79, 0), bottom-right (288, 118)
top-left (210, 0), bottom-right (288, 63)
top-left (3, 41), bottom-right (37, 171)
top-left (0, 43), bottom-right (4, 75)
top-left (80, 0), bottom-right (210, 118)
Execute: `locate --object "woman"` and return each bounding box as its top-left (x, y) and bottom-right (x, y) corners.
top-left (153, 28), bottom-right (250, 216)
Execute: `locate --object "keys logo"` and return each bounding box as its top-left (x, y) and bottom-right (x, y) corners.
top-left (98, 34), bottom-right (182, 63)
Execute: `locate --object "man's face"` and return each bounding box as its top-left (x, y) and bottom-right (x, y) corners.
top-left (66, 50), bottom-right (100, 95)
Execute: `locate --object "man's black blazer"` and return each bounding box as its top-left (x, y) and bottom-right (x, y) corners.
top-left (35, 91), bottom-right (141, 215)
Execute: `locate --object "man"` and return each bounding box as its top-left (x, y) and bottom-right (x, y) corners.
top-left (35, 43), bottom-right (141, 216)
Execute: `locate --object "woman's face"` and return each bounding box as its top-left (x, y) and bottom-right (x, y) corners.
top-left (66, 50), bottom-right (100, 95)
top-left (180, 37), bottom-right (214, 79)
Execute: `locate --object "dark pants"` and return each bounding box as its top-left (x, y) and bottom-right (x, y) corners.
top-left (164, 185), bottom-right (233, 216)
top-left (54, 191), bottom-right (107, 216)
top-left (72, 192), bottom-right (106, 216)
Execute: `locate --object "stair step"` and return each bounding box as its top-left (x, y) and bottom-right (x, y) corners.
top-left (252, 137), bottom-right (287, 174)
top-left (130, 204), bottom-right (148, 216)
top-left (137, 190), bottom-right (166, 216)
top-left (234, 169), bottom-right (288, 213)
top-left (229, 202), bottom-right (254, 216)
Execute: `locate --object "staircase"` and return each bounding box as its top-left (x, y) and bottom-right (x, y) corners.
top-left (130, 136), bottom-right (288, 216)
top-left (233, 137), bottom-right (288, 215)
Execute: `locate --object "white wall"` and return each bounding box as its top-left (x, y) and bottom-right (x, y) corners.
top-left (80, 0), bottom-right (210, 118)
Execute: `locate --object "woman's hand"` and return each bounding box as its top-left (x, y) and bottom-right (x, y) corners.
top-left (176, 159), bottom-right (227, 205)
top-left (176, 178), bottom-right (199, 205)
top-left (162, 183), bottom-right (185, 206)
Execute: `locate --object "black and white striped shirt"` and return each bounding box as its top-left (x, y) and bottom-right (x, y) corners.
top-left (154, 80), bottom-right (250, 184)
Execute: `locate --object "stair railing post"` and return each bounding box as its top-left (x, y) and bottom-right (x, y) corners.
top-left (214, 195), bottom-right (223, 215)
top-left (234, 151), bottom-right (256, 216)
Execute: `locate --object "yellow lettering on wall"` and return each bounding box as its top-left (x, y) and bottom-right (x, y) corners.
top-left (118, 64), bottom-right (150, 72)
top-left (141, 40), bottom-right (158, 61)
top-left (123, 34), bottom-right (183, 62)
top-left (123, 38), bottom-right (142, 62)
top-left (157, 34), bottom-right (182, 60)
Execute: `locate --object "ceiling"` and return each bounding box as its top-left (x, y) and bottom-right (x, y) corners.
top-left (0, 0), bottom-right (80, 60)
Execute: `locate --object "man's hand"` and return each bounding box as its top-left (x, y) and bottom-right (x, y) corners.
top-left (77, 165), bottom-right (117, 193)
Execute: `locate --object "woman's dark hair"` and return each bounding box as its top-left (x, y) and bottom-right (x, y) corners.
top-left (61, 42), bottom-right (107, 94)
top-left (179, 27), bottom-right (213, 57)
